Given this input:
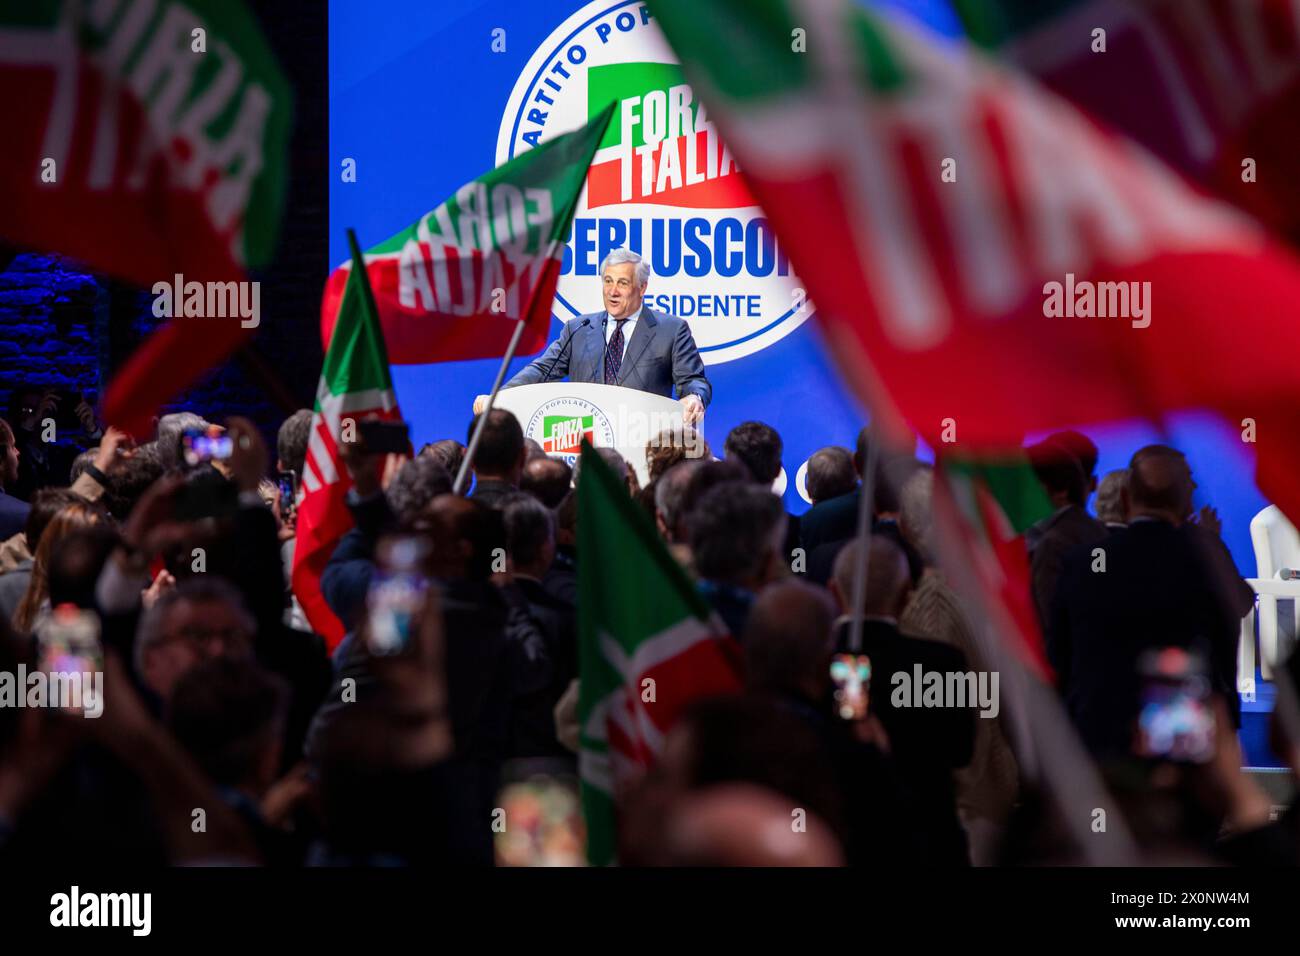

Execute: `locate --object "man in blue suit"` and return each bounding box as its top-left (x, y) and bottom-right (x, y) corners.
top-left (479, 248), bottom-right (712, 424)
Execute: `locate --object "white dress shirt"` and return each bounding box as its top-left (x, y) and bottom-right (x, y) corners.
top-left (603, 306), bottom-right (641, 363)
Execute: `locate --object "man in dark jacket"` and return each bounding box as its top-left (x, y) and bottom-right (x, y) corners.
top-left (829, 536), bottom-right (976, 866)
top-left (1025, 435), bottom-right (1108, 628)
top-left (1047, 445), bottom-right (1253, 760)
top-left (465, 409), bottom-right (525, 510)
top-left (502, 493), bottom-right (576, 760)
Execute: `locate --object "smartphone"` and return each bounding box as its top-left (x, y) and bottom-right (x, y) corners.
top-left (277, 472), bottom-right (296, 514)
top-left (182, 425), bottom-right (233, 467)
top-left (830, 653), bottom-right (872, 721)
top-left (37, 605), bottom-right (103, 715)
top-left (357, 419), bottom-right (410, 455)
top-left (1135, 647), bottom-right (1215, 764)
top-left (366, 535), bottom-right (431, 655)
top-left (494, 760), bottom-right (586, 867)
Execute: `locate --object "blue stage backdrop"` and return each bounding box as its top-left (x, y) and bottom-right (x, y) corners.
top-left (329, 0), bottom-right (1268, 577)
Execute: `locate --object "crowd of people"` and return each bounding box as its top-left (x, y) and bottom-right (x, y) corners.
top-left (0, 396), bottom-right (1295, 867)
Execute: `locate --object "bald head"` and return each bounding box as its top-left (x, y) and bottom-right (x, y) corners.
top-left (1128, 445), bottom-right (1192, 523)
top-left (745, 580), bottom-right (837, 699)
top-left (831, 536), bottom-right (911, 618)
top-left (520, 455), bottom-right (572, 508)
top-left (664, 784), bottom-right (844, 866)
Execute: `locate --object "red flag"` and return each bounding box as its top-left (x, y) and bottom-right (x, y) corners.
top-left (0, 2), bottom-right (292, 437)
top-left (649, 0), bottom-right (1300, 521)
top-left (955, 0), bottom-right (1300, 244)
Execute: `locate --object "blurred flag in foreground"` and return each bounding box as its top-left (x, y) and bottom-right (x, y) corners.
top-left (293, 231), bottom-right (402, 649)
top-left (953, 0), bottom-right (1300, 244)
top-left (576, 442), bottom-right (742, 866)
top-left (645, 0), bottom-right (1300, 517)
top-left (935, 456), bottom-right (1055, 679)
top-left (646, 0), bottom-right (1300, 693)
top-left (0, 0), bottom-right (291, 435)
top-left (320, 104), bottom-right (614, 365)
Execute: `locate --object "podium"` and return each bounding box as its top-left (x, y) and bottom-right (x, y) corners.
top-left (492, 382), bottom-right (688, 486)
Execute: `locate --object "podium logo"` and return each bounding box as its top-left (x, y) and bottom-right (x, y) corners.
top-left (529, 398), bottom-right (615, 463)
top-left (498, 0), bottom-right (812, 365)
top-left (543, 413), bottom-right (595, 454)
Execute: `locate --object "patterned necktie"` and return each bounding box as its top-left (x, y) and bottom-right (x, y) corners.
top-left (604, 318), bottom-right (628, 384)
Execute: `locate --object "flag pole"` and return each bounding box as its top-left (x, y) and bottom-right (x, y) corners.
top-left (455, 317), bottom-right (529, 494)
top-left (846, 425), bottom-right (882, 653)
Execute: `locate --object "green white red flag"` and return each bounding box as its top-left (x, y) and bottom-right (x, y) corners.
top-left (320, 105), bottom-right (614, 365)
top-left (293, 231), bottom-right (401, 649)
top-left (575, 442), bottom-right (743, 866)
top-left (0, 0), bottom-right (291, 437)
top-left (646, 0), bottom-right (1300, 669)
top-left (933, 455), bottom-right (1055, 681)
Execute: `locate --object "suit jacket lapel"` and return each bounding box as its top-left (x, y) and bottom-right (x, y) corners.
top-left (617, 309), bottom-right (658, 386)
top-left (579, 318), bottom-right (605, 381)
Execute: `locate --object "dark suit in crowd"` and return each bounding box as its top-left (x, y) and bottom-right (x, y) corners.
top-left (1028, 504), bottom-right (1108, 628)
top-left (834, 618), bottom-right (976, 865)
top-left (1047, 518), bottom-right (1254, 758)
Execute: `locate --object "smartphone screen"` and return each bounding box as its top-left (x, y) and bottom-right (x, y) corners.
top-left (1135, 647), bottom-right (1215, 763)
top-left (277, 473), bottom-right (296, 514)
top-left (366, 536), bottom-right (431, 655)
top-left (494, 760), bottom-right (585, 867)
top-left (830, 653), bottom-right (872, 721)
top-left (182, 426), bottom-right (232, 467)
top-left (37, 604), bottom-right (103, 715)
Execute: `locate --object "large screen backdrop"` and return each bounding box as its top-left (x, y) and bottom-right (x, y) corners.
top-left (329, 0), bottom-right (1267, 576)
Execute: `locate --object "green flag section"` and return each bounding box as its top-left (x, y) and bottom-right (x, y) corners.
top-left (293, 229), bottom-right (402, 649)
top-left (934, 455), bottom-right (1054, 680)
top-left (576, 442), bottom-right (742, 866)
top-left (320, 104), bottom-right (615, 366)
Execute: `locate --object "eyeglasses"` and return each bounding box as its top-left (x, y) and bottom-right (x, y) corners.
top-left (169, 624), bottom-right (251, 650)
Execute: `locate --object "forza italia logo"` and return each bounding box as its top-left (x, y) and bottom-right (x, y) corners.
top-left (497, 0), bottom-right (812, 365)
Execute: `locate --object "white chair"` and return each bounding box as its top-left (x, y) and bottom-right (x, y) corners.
top-left (1238, 505), bottom-right (1300, 700)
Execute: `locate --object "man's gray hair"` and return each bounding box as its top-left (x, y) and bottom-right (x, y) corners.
top-left (156, 412), bottom-right (211, 470)
top-left (898, 467), bottom-right (935, 563)
top-left (599, 247), bottom-right (650, 286)
top-left (386, 457), bottom-right (453, 527)
top-left (572, 446), bottom-right (630, 490)
top-left (1095, 468), bottom-right (1129, 525)
top-left (655, 460), bottom-right (703, 541)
